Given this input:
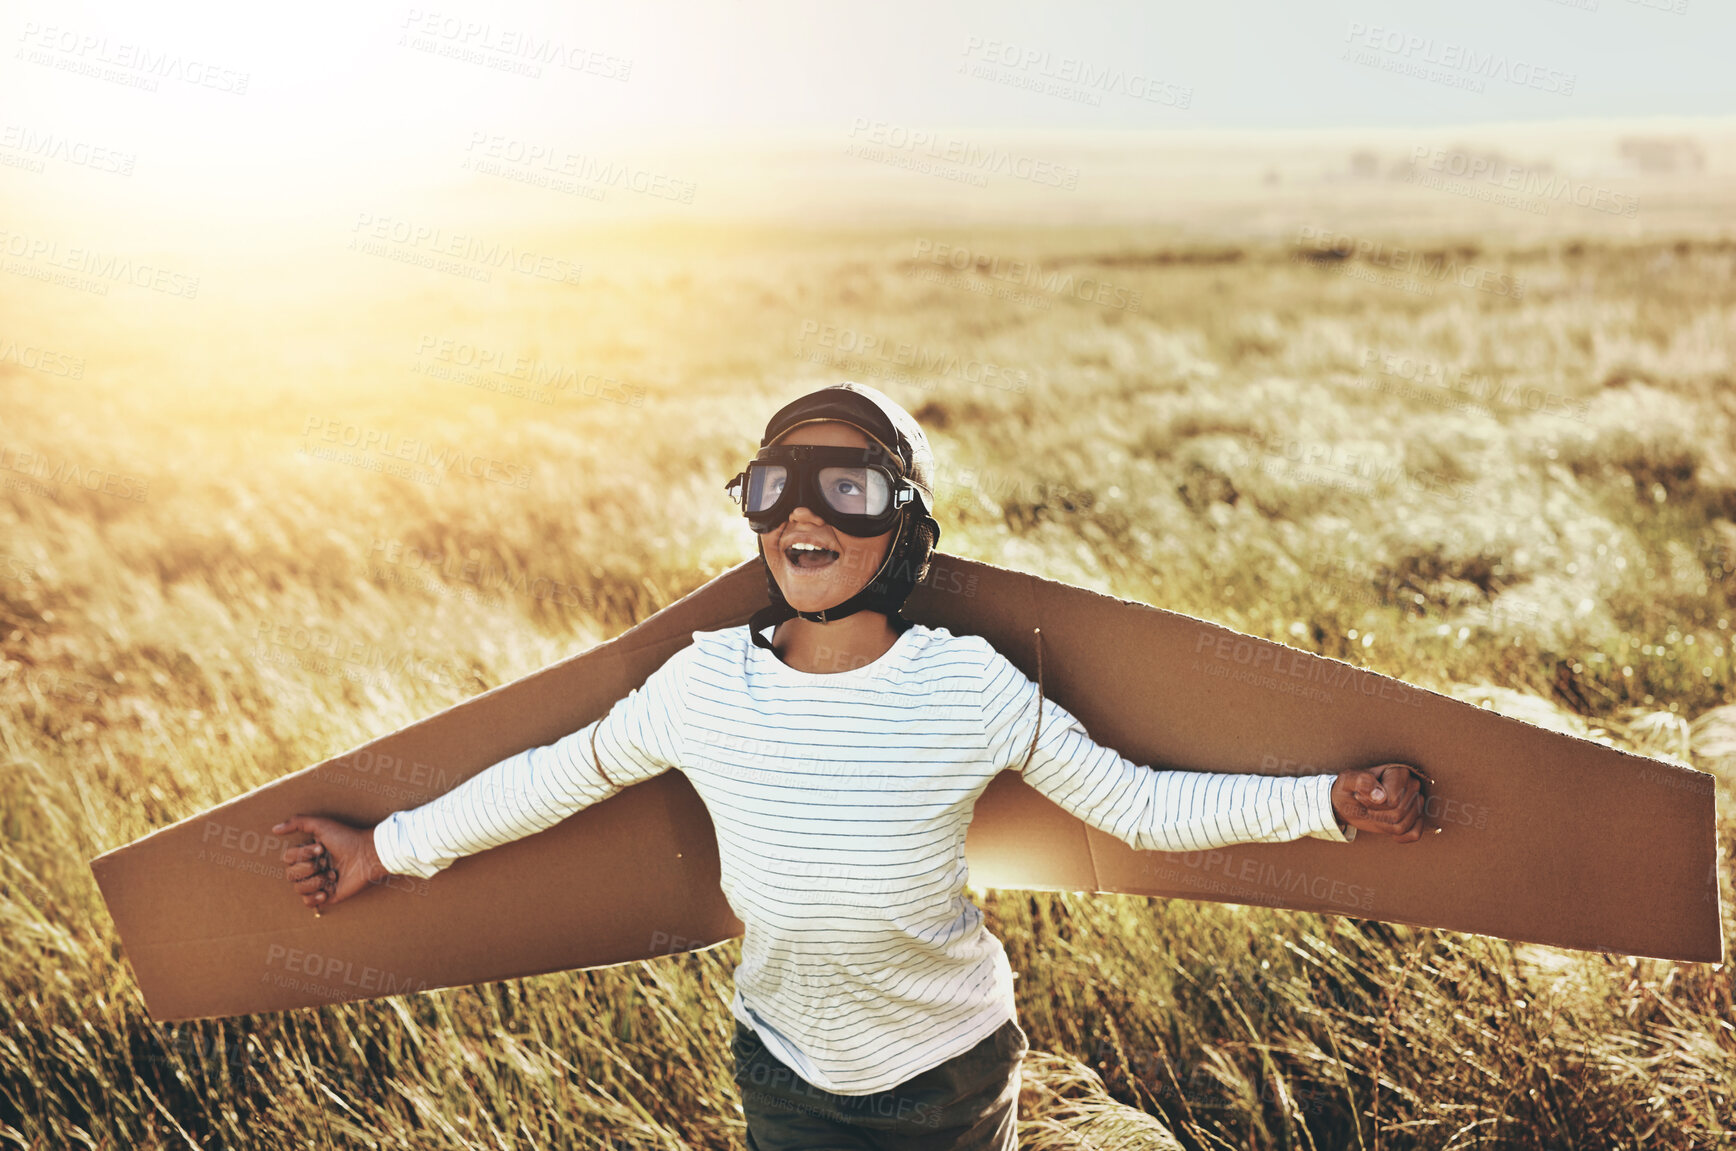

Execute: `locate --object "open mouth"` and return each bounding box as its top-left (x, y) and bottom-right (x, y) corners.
top-left (785, 542), bottom-right (840, 569)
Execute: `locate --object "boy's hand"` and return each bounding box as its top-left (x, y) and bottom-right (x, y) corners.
top-left (1332, 763), bottom-right (1428, 843)
top-left (274, 815), bottom-right (390, 912)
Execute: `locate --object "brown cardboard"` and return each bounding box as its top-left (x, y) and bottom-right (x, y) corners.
top-left (89, 553), bottom-right (1725, 1023)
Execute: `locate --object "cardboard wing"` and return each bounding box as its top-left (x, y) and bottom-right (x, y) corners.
top-left (90, 554), bottom-right (1725, 1022)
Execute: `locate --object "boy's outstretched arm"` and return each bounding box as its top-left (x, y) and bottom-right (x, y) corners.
top-left (980, 642), bottom-right (1429, 853)
top-left (274, 641), bottom-right (698, 912)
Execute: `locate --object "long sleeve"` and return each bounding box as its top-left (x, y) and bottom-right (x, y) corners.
top-left (979, 644), bottom-right (1351, 852)
top-left (373, 641), bottom-right (697, 879)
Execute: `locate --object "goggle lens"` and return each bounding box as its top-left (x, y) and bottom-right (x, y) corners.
top-left (744, 464), bottom-right (786, 513)
top-left (819, 466), bottom-right (890, 515)
top-left (744, 464), bottom-right (891, 517)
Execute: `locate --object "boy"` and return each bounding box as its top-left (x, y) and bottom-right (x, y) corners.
top-left (276, 382), bottom-right (1426, 1150)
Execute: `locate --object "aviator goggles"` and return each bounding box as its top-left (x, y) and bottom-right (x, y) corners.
top-left (725, 444), bottom-right (918, 537)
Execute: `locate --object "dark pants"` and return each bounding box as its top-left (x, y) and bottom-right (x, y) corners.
top-left (731, 1017), bottom-right (1026, 1150)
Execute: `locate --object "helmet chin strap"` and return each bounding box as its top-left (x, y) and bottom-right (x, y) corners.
top-left (748, 516), bottom-right (910, 652)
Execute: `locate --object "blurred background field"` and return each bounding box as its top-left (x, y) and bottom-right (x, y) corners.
top-left (2, 121), bottom-right (1735, 1150)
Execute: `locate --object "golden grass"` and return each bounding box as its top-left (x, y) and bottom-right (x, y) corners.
top-left (1, 183), bottom-right (1733, 1149)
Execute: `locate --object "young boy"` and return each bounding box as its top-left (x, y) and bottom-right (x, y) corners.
top-left (276, 382), bottom-right (1426, 1150)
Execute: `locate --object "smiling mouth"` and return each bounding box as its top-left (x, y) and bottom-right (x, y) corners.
top-left (785, 542), bottom-right (841, 569)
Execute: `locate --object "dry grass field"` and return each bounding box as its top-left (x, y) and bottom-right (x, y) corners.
top-left (2, 126), bottom-right (1733, 1149)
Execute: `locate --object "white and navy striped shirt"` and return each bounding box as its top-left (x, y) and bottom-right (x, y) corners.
top-left (374, 623), bottom-right (1349, 1094)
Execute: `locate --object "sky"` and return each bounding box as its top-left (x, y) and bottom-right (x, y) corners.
top-left (2, 0), bottom-right (1731, 223)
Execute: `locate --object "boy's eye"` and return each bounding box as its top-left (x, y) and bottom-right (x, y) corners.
top-left (819, 467), bottom-right (887, 515)
top-left (745, 465), bottom-right (788, 512)
top-left (821, 469), bottom-right (869, 512)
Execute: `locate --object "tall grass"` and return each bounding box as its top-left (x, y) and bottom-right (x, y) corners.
top-left (1, 215), bottom-right (1731, 1148)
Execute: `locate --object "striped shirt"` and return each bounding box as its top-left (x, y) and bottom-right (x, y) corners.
top-left (374, 623), bottom-right (1350, 1095)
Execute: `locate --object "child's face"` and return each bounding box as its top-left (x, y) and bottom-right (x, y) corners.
top-left (759, 421), bottom-right (895, 614)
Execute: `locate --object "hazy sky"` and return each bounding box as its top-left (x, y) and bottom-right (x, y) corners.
top-left (4, 0), bottom-right (1731, 216)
